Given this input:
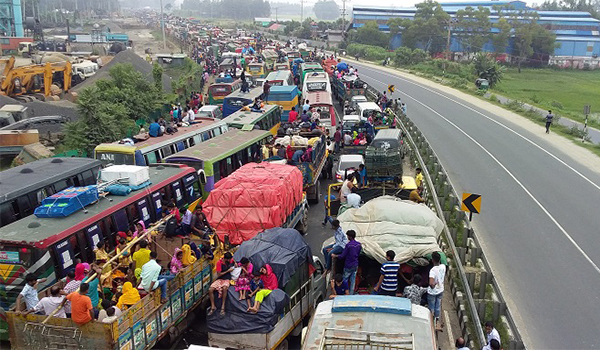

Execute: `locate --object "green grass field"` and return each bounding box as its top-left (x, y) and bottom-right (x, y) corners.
top-left (495, 68), bottom-right (600, 125)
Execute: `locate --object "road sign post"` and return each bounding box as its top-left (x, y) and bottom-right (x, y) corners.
top-left (461, 192), bottom-right (482, 221)
top-left (583, 105), bottom-right (591, 143)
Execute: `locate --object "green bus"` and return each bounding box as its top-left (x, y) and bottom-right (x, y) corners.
top-left (164, 129), bottom-right (273, 198)
top-left (223, 104), bottom-right (282, 136)
top-left (299, 62), bottom-right (324, 85)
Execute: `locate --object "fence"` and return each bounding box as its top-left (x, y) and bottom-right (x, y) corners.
top-left (365, 86), bottom-right (525, 350)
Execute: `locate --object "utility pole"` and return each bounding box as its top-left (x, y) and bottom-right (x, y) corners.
top-left (273, 7), bottom-right (278, 22)
top-left (301, 0), bottom-right (304, 23)
top-left (160, 0), bottom-right (167, 50)
top-left (341, 0), bottom-right (347, 36)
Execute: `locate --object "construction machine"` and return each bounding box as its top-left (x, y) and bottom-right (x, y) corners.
top-left (0, 56), bottom-right (72, 100)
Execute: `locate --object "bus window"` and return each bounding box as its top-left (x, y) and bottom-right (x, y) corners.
top-left (81, 170), bottom-right (96, 185)
top-left (0, 203), bottom-right (16, 226)
top-left (182, 173), bottom-right (199, 202)
top-left (53, 178), bottom-right (71, 193)
top-left (202, 131), bottom-right (210, 141)
top-left (176, 141), bottom-right (185, 151)
top-left (219, 161), bottom-right (227, 181)
top-left (112, 209), bottom-right (130, 233)
top-left (153, 150), bottom-right (161, 163)
top-left (127, 204), bottom-right (140, 225)
top-left (213, 161), bottom-right (222, 182)
top-left (0, 245), bottom-right (34, 268)
top-left (193, 135), bottom-right (202, 144)
top-left (151, 192), bottom-right (163, 220)
top-left (226, 157), bottom-right (233, 175)
top-left (188, 137), bottom-right (196, 147)
top-left (53, 239), bottom-right (75, 277)
top-left (162, 146), bottom-right (173, 157)
top-left (17, 196), bottom-right (34, 218)
top-left (136, 197), bottom-right (152, 227)
top-left (84, 223), bottom-right (104, 253)
top-left (171, 181), bottom-right (184, 206)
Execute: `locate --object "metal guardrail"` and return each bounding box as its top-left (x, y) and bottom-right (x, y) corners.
top-left (364, 86), bottom-right (525, 350)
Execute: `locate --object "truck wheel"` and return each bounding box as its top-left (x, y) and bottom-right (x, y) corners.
top-left (295, 211), bottom-right (308, 234)
top-left (276, 339), bottom-right (289, 350)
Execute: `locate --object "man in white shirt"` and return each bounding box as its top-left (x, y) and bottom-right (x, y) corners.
top-left (346, 187), bottom-right (361, 208)
top-left (139, 251), bottom-right (169, 303)
top-left (343, 132), bottom-right (353, 146)
top-left (455, 336), bottom-right (469, 350)
top-left (427, 251), bottom-right (446, 330)
top-left (28, 286), bottom-right (66, 317)
top-left (483, 321), bottom-right (501, 349)
top-left (187, 107), bottom-right (195, 122)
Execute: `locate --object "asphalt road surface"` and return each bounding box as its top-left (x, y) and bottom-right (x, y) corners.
top-left (351, 61), bottom-right (600, 350)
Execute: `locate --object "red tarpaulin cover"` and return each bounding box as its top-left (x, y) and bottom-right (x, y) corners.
top-left (204, 163), bottom-right (304, 245)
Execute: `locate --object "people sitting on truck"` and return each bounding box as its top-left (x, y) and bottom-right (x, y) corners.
top-left (322, 220), bottom-right (348, 274)
top-left (181, 244), bottom-right (197, 267)
top-left (62, 282), bottom-right (94, 326)
top-left (343, 131), bottom-right (353, 146)
top-left (247, 270), bottom-right (264, 310)
top-left (346, 187), bottom-right (361, 209)
top-left (248, 264), bottom-right (279, 313)
top-left (329, 273), bottom-right (350, 298)
top-left (170, 248), bottom-right (185, 275)
top-left (102, 306), bottom-right (119, 324)
top-left (288, 107), bottom-right (298, 123)
top-left (410, 186), bottom-right (426, 204)
top-left (291, 147), bottom-right (305, 164)
top-left (22, 286), bottom-right (66, 318)
top-left (301, 145), bottom-right (313, 162)
top-left (148, 120), bottom-right (163, 137)
top-left (139, 251), bottom-right (171, 304)
top-left (400, 274), bottom-right (427, 304)
top-left (331, 230), bottom-right (362, 295)
top-left (275, 144), bottom-right (286, 158)
top-left (94, 241), bottom-right (111, 265)
top-left (116, 282), bottom-right (140, 310)
top-left (311, 107), bottom-right (320, 121)
top-left (208, 252), bottom-right (236, 316)
top-left (235, 257), bottom-right (253, 301)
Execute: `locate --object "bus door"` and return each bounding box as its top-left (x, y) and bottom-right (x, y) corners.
top-left (136, 197), bottom-right (152, 228)
top-left (53, 239), bottom-right (75, 277)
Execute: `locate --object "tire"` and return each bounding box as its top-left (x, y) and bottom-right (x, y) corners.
top-left (295, 210), bottom-right (308, 234)
top-left (276, 339), bottom-right (289, 350)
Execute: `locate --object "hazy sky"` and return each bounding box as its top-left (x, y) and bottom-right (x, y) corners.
top-left (272, 0), bottom-right (537, 9)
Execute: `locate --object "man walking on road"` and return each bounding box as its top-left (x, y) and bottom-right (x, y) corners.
top-left (427, 251), bottom-right (446, 330)
top-left (332, 230), bottom-right (361, 295)
top-left (545, 110), bottom-right (554, 134)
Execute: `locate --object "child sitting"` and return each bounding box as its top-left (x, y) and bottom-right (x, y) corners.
top-left (235, 257), bottom-right (253, 300)
top-left (246, 270), bottom-right (264, 311)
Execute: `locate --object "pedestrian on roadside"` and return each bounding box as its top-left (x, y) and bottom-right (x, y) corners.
top-left (484, 321), bottom-right (501, 346)
top-left (374, 250), bottom-right (400, 296)
top-left (427, 251), bottom-right (446, 330)
top-left (545, 110), bottom-right (554, 134)
top-left (333, 127), bottom-right (342, 153)
top-left (455, 336), bottom-right (469, 350)
top-left (332, 230), bottom-right (361, 294)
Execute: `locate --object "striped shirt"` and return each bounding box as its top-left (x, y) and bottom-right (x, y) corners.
top-left (380, 262), bottom-right (400, 292)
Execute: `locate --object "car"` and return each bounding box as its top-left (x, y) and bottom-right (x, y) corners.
top-left (196, 105), bottom-right (223, 119)
top-left (336, 154), bottom-right (364, 182)
top-left (345, 95), bottom-right (368, 114)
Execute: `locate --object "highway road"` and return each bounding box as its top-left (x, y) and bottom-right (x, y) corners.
top-left (351, 61), bottom-right (600, 350)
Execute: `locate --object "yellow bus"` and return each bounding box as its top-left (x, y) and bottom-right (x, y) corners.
top-left (94, 119), bottom-right (228, 166)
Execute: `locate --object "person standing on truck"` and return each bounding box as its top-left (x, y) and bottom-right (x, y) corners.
top-left (374, 250), bottom-right (400, 296)
top-left (357, 164), bottom-right (367, 188)
top-left (332, 230), bottom-right (362, 294)
top-left (545, 110), bottom-right (554, 134)
top-left (208, 252), bottom-right (235, 316)
top-left (16, 274), bottom-right (47, 313)
top-left (288, 107), bottom-right (298, 123)
top-left (322, 219), bottom-right (348, 274)
top-left (427, 252), bottom-right (446, 330)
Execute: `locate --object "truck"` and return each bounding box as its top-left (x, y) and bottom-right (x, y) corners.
top-left (208, 227), bottom-right (327, 350)
top-left (281, 134), bottom-right (328, 203)
top-left (302, 295), bottom-right (437, 350)
top-left (203, 162), bottom-right (309, 243)
top-left (331, 73), bottom-right (367, 105)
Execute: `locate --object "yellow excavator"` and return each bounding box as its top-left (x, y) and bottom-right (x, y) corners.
top-left (0, 56), bottom-right (72, 99)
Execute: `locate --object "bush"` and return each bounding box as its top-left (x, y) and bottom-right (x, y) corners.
top-left (506, 100), bottom-right (525, 112)
top-left (550, 100), bottom-right (564, 110)
top-left (489, 94), bottom-right (500, 103)
top-left (347, 43), bottom-right (389, 61)
top-left (472, 53), bottom-right (505, 88)
top-left (530, 94), bottom-right (541, 104)
top-left (566, 125), bottom-right (590, 141)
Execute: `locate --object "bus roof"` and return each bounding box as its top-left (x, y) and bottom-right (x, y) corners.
top-left (0, 157), bottom-right (101, 204)
top-left (224, 105), bottom-right (279, 128)
top-left (301, 62), bottom-right (323, 69)
top-left (266, 70), bottom-right (292, 81)
top-left (0, 165), bottom-right (193, 248)
top-left (303, 296), bottom-right (436, 350)
top-left (165, 129), bottom-right (271, 163)
top-left (224, 86), bottom-right (263, 101)
top-left (94, 118), bottom-right (225, 154)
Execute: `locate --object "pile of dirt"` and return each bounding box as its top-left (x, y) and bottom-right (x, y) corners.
top-left (72, 49), bottom-right (172, 93)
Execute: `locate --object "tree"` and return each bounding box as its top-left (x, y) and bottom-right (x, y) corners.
top-left (399, 1), bottom-right (450, 54)
top-left (354, 21), bottom-right (389, 48)
top-left (509, 11), bottom-right (536, 72)
top-left (63, 87), bottom-right (135, 155)
top-left (491, 17), bottom-right (511, 55)
top-left (284, 21), bottom-right (301, 36)
top-left (540, 0), bottom-right (599, 19)
top-left (473, 53), bottom-right (505, 87)
top-left (530, 23), bottom-right (558, 65)
top-left (313, 0), bottom-right (340, 20)
top-left (454, 6), bottom-right (491, 55)
top-left (152, 63), bottom-right (164, 92)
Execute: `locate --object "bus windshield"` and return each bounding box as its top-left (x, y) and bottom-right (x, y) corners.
top-left (96, 152), bottom-right (135, 166)
top-left (307, 82), bottom-right (327, 92)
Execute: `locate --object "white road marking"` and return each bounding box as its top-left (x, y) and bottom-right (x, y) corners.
top-left (359, 64), bottom-right (600, 191)
top-left (444, 310), bottom-right (454, 347)
top-left (362, 73), bottom-right (600, 275)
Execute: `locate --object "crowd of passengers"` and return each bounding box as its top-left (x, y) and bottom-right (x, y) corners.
top-left (14, 202), bottom-right (235, 326)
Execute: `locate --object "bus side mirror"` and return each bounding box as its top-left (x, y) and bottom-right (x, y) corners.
top-left (197, 169), bottom-right (207, 184)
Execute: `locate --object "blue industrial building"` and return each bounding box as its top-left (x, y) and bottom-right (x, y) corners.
top-left (351, 0), bottom-right (600, 60)
top-left (0, 0), bottom-right (23, 37)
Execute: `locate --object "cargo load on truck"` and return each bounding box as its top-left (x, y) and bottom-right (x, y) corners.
top-left (335, 195), bottom-right (443, 263)
top-left (203, 163), bottom-right (304, 245)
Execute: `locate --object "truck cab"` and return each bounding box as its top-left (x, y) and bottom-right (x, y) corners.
top-left (302, 296), bottom-right (437, 350)
top-left (71, 60), bottom-right (98, 85)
